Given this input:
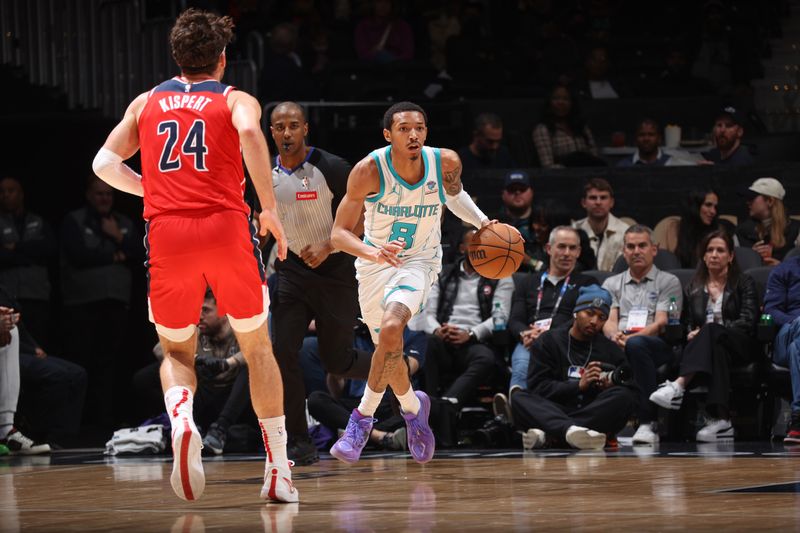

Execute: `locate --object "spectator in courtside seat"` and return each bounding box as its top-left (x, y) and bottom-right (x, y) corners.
top-left (736, 177), bottom-right (800, 265)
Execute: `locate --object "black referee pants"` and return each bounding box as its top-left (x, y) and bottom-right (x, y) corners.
top-left (272, 263), bottom-right (363, 438)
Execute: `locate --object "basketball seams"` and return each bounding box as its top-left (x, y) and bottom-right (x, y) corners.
top-left (468, 242), bottom-right (523, 252)
top-left (468, 223), bottom-right (525, 279)
top-left (493, 254), bottom-right (511, 278)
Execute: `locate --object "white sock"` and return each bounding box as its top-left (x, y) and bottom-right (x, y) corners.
top-left (164, 386), bottom-right (194, 426)
top-left (357, 386), bottom-right (385, 417)
top-left (259, 415), bottom-right (289, 467)
top-left (397, 386), bottom-right (420, 416)
top-left (0, 411), bottom-right (13, 439)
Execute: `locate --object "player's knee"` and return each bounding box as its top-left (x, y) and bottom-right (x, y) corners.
top-left (155, 323), bottom-right (196, 343)
top-left (378, 318), bottom-right (404, 345)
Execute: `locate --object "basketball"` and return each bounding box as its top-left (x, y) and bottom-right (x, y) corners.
top-left (467, 223), bottom-right (526, 279)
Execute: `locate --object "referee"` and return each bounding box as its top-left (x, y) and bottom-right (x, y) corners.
top-left (269, 102), bottom-right (369, 465)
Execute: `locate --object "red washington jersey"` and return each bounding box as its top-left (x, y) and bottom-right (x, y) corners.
top-left (138, 77), bottom-right (249, 220)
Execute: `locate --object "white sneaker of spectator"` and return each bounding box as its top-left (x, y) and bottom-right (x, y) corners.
top-left (632, 422), bottom-right (659, 445)
top-left (696, 419), bottom-right (734, 442)
top-left (649, 380), bottom-right (684, 410)
top-left (3, 428), bottom-right (51, 455)
top-left (565, 426), bottom-right (606, 450)
top-left (522, 428), bottom-right (545, 450)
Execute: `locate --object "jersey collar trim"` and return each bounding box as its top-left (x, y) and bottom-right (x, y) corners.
top-left (276, 147), bottom-right (315, 175)
top-left (385, 146), bottom-right (428, 191)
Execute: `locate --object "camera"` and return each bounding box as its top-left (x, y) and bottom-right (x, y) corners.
top-left (598, 363), bottom-right (633, 386)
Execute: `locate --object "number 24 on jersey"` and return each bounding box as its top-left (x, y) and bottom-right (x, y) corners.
top-left (157, 119), bottom-right (208, 172)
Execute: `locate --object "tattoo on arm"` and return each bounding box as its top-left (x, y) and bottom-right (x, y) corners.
top-left (442, 162), bottom-right (462, 195)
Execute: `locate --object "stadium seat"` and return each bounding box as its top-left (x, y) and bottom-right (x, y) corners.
top-left (611, 249), bottom-right (681, 274)
top-left (784, 247), bottom-right (800, 261)
top-left (735, 246), bottom-right (763, 271)
top-left (745, 266), bottom-right (776, 299)
top-left (581, 270), bottom-right (614, 285)
top-left (653, 216), bottom-right (679, 249)
top-left (668, 269), bottom-right (695, 290)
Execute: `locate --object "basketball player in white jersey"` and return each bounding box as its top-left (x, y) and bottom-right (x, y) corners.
top-left (329, 101), bottom-right (494, 464)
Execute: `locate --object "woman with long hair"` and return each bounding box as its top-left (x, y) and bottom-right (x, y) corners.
top-left (663, 188), bottom-right (735, 268)
top-left (649, 230), bottom-right (759, 442)
top-left (736, 178), bottom-right (800, 265)
top-left (532, 85), bottom-right (601, 168)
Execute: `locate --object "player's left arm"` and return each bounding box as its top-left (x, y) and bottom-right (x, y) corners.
top-left (92, 93), bottom-right (147, 197)
top-left (229, 90), bottom-right (287, 261)
top-left (439, 148), bottom-right (494, 229)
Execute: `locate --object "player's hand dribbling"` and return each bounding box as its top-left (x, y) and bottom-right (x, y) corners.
top-left (373, 240), bottom-right (404, 267)
top-left (259, 208), bottom-right (288, 261)
top-left (480, 219), bottom-right (499, 228)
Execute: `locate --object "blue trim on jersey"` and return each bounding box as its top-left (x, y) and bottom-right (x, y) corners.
top-left (385, 146), bottom-right (428, 190)
top-left (152, 78), bottom-right (230, 94)
top-left (276, 147), bottom-right (315, 175)
top-left (365, 151), bottom-right (386, 203)
top-left (143, 220), bottom-right (152, 297)
top-left (363, 237), bottom-right (377, 247)
top-left (246, 210), bottom-right (266, 282)
top-left (383, 284), bottom-right (419, 305)
top-left (433, 148), bottom-right (446, 205)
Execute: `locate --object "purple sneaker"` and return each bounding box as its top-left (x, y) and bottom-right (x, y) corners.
top-left (402, 391), bottom-right (436, 464)
top-left (330, 409), bottom-right (375, 464)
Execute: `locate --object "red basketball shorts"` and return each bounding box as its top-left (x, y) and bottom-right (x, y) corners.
top-left (145, 209), bottom-right (267, 332)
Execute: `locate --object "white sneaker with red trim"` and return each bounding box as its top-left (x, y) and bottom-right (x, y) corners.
top-left (170, 416), bottom-right (205, 501)
top-left (260, 460), bottom-right (299, 503)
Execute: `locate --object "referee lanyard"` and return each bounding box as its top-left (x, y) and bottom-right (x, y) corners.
top-left (534, 272), bottom-right (570, 321)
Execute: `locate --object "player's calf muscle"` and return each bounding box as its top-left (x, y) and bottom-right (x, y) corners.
top-left (379, 350), bottom-right (403, 387)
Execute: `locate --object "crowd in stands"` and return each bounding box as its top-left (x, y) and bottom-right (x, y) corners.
top-left (195, 0), bottom-right (780, 102)
top-left (2, 151), bottom-right (800, 455)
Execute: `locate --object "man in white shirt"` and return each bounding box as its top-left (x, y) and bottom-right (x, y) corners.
top-left (573, 178), bottom-right (631, 272)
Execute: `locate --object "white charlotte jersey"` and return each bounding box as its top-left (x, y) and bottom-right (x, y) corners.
top-left (362, 145), bottom-right (446, 262)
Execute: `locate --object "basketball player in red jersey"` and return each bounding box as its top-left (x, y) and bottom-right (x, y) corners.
top-left (91, 9), bottom-right (297, 503)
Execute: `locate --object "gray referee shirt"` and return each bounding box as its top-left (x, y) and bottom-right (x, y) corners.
top-left (272, 147), bottom-right (351, 257)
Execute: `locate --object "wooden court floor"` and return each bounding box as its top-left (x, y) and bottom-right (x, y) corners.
top-left (2, 444), bottom-right (800, 532)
